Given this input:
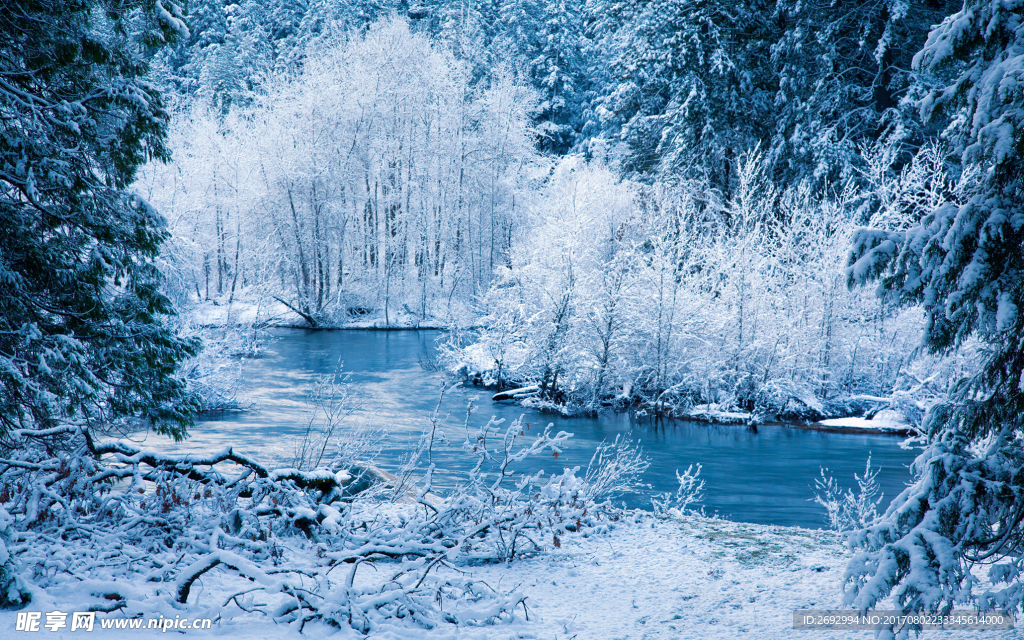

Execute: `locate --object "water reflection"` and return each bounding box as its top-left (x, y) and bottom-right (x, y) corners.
top-left (160, 328), bottom-right (918, 529)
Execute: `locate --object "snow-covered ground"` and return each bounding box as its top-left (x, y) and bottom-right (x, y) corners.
top-left (817, 409), bottom-right (912, 433)
top-left (681, 404), bottom-right (752, 425)
top-left (11, 513), bottom-right (1016, 639)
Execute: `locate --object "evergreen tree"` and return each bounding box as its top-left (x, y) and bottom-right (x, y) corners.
top-left (588, 0), bottom-right (777, 187)
top-left (428, 0), bottom-right (497, 81)
top-left (588, 0), bottom-right (956, 186)
top-left (202, 0), bottom-right (273, 111)
top-left (770, 0), bottom-right (953, 182)
top-left (492, 0), bottom-right (590, 152)
top-left (845, 0), bottom-right (1024, 622)
top-left (155, 0), bottom-right (393, 110)
top-left (495, 0), bottom-right (544, 56)
top-left (153, 0), bottom-right (230, 100)
top-left (529, 0), bottom-right (588, 153)
top-left (0, 0), bottom-right (201, 441)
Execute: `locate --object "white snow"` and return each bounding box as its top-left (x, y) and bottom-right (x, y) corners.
top-left (685, 404), bottom-right (752, 424)
top-left (14, 509), bottom-right (1015, 638)
top-left (818, 409), bottom-right (911, 432)
top-left (492, 385), bottom-right (540, 401)
top-left (187, 296), bottom-right (447, 330)
top-left (13, 511), bottom-right (1015, 639)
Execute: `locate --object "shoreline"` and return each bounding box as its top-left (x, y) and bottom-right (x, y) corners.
top-left (486, 385), bottom-right (916, 437)
top-left (202, 322), bottom-right (447, 331)
top-left (762, 420), bottom-right (915, 437)
top-left (193, 318), bottom-right (918, 438)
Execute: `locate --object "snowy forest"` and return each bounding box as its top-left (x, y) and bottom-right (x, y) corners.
top-left (2, 0), bottom-right (1023, 637)
top-left (134, 0), bottom-right (987, 421)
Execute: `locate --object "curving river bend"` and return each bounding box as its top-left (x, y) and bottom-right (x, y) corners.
top-left (157, 328), bottom-right (918, 529)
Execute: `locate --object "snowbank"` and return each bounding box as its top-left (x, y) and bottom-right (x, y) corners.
top-left (816, 410), bottom-right (913, 434)
top-left (678, 404), bottom-right (753, 424)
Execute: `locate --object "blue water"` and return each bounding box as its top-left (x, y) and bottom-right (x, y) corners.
top-left (166, 328), bottom-right (918, 529)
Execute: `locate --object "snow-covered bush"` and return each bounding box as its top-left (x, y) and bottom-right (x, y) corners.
top-left (0, 404), bottom-right (630, 633)
top-left (651, 465), bottom-right (705, 518)
top-left (582, 436), bottom-right (650, 503)
top-left (0, 506), bottom-right (29, 609)
top-left (172, 320), bottom-right (265, 415)
top-left (813, 456), bottom-right (884, 532)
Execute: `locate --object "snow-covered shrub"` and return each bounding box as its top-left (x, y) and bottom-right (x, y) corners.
top-left (0, 404), bottom-right (628, 633)
top-left (582, 436), bottom-right (650, 503)
top-left (651, 464), bottom-right (705, 518)
top-left (175, 332), bottom-right (254, 415)
top-left (0, 506), bottom-right (29, 609)
top-left (164, 307), bottom-right (280, 417)
top-left (425, 405), bottom-right (625, 561)
top-left (813, 456), bottom-right (884, 532)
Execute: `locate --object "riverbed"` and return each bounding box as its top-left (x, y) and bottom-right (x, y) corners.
top-left (157, 328), bottom-right (918, 528)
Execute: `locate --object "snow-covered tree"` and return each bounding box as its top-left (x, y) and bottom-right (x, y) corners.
top-left (588, 0), bottom-right (776, 185)
top-left (0, 0), bottom-right (200, 440)
top-left (521, 0), bottom-right (589, 152)
top-left (451, 152), bottom-right (931, 417)
top-left (153, 0), bottom-right (395, 110)
top-left (586, 0), bottom-right (957, 186)
top-left (770, 0), bottom-right (952, 182)
top-left (143, 19), bottom-right (541, 326)
top-left (845, 0), bottom-right (1024, 625)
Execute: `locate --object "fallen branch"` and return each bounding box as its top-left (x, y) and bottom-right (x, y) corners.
top-left (273, 296), bottom-right (318, 328)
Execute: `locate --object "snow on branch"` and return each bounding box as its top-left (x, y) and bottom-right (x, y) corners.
top-left (0, 401), bottom-right (630, 633)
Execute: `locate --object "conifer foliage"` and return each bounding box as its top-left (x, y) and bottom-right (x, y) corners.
top-left (0, 0), bottom-right (200, 441)
top-left (845, 0), bottom-right (1024, 624)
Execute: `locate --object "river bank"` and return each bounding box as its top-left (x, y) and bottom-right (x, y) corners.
top-left (484, 380), bottom-right (918, 435)
top-left (187, 297), bottom-right (920, 436)
top-left (187, 296), bottom-right (451, 331)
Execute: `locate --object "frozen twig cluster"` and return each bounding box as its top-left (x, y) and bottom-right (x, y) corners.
top-left (291, 367), bottom-right (372, 472)
top-left (582, 436), bottom-right (650, 503)
top-left (813, 456), bottom-right (883, 532)
top-left (651, 464), bottom-right (705, 519)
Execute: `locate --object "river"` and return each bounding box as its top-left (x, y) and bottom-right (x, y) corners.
top-left (160, 328), bottom-right (918, 529)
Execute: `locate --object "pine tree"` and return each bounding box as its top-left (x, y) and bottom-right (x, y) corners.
top-left (154, 0), bottom-right (230, 100)
top-left (530, 0), bottom-right (588, 153)
top-left (199, 0), bottom-right (274, 112)
top-left (0, 0), bottom-right (201, 441)
top-left (588, 0), bottom-right (776, 187)
top-left (770, 0), bottom-right (953, 183)
top-left (845, 0), bottom-right (1024, 623)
